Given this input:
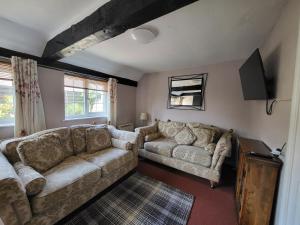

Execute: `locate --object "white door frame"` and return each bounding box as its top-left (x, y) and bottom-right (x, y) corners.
top-left (275, 13), bottom-right (300, 225)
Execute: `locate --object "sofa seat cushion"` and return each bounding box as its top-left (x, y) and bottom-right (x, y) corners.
top-left (144, 138), bottom-right (178, 157)
top-left (31, 156), bottom-right (101, 214)
top-left (172, 145), bottom-right (212, 167)
top-left (79, 148), bottom-right (134, 176)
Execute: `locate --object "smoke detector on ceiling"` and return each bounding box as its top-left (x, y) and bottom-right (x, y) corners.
top-left (130, 28), bottom-right (157, 44)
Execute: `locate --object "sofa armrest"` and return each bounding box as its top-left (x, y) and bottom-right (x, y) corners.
top-left (111, 138), bottom-right (133, 150)
top-left (135, 124), bottom-right (158, 148)
top-left (0, 152), bottom-right (32, 225)
top-left (210, 130), bottom-right (233, 171)
top-left (108, 126), bottom-right (140, 156)
top-left (134, 124), bottom-right (158, 136)
top-left (145, 132), bottom-right (161, 142)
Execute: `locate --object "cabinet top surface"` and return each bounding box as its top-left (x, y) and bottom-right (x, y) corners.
top-left (239, 138), bottom-right (282, 165)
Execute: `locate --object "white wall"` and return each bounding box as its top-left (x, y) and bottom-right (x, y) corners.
top-left (136, 60), bottom-right (253, 137)
top-left (0, 67), bottom-right (137, 140)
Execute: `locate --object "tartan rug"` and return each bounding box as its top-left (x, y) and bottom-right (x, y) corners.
top-left (63, 173), bottom-right (194, 225)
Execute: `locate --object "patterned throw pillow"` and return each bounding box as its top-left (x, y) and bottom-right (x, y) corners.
top-left (191, 127), bottom-right (215, 148)
top-left (14, 162), bottom-right (46, 196)
top-left (174, 127), bottom-right (197, 145)
top-left (17, 134), bottom-right (66, 173)
top-left (86, 127), bottom-right (112, 153)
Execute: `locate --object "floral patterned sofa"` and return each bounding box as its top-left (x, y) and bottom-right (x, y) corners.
top-left (135, 120), bottom-right (233, 188)
top-left (0, 124), bottom-right (139, 225)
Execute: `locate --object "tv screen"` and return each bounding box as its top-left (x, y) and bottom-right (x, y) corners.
top-left (239, 49), bottom-right (268, 100)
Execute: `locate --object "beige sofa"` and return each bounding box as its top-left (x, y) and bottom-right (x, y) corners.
top-left (135, 120), bottom-right (233, 188)
top-left (0, 124), bottom-right (139, 225)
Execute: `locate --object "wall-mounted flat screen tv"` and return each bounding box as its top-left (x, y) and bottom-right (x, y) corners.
top-left (239, 49), bottom-right (269, 100)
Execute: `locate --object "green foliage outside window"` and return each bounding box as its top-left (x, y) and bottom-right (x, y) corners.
top-left (0, 95), bottom-right (14, 121)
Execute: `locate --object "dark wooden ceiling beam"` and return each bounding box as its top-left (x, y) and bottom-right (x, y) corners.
top-left (0, 47), bottom-right (137, 87)
top-left (42, 0), bottom-right (198, 60)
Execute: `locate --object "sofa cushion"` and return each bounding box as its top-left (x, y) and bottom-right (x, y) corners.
top-left (70, 124), bottom-right (94, 154)
top-left (14, 162), bottom-right (46, 196)
top-left (86, 127), bottom-right (111, 153)
top-left (190, 127), bottom-right (215, 148)
top-left (17, 134), bottom-right (66, 173)
top-left (172, 145), bottom-right (212, 167)
top-left (144, 138), bottom-right (177, 157)
top-left (158, 121), bottom-right (186, 138)
top-left (30, 156), bottom-right (101, 214)
top-left (174, 127), bottom-right (196, 145)
top-left (79, 148), bottom-right (134, 176)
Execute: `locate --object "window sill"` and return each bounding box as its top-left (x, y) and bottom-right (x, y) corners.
top-left (63, 116), bottom-right (107, 122)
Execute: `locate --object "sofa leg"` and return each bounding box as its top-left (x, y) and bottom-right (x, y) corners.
top-left (210, 181), bottom-right (216, 189)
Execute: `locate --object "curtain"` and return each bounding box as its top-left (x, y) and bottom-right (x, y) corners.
top-left (11, 56), bottom-right (46, 137)
top-left (107, 78), bottom-right (117, 126)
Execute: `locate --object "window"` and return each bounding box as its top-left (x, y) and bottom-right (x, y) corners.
top-left (0, 61), bottom-right (14, 126)
top-left (64, 75), bottom-right (107, 119)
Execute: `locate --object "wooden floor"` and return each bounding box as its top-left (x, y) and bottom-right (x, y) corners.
top-left (137, 159), bottom-right (238, 225)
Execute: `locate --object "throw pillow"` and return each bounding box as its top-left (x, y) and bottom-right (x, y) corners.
top-left (174, 127), bottom-right (196, 145)
top-left (145, 132), bottom-right (161, 142)
top-left (17, 134), bottom-right (66, 173)
top-left (111, 138), bottom-right (132, 150)
top-left (14, 162), bottom-right (46, 196)
top-left (86, 127), bottom-right (112, 153)
top-left (191, 127), bottom-right (215, 148)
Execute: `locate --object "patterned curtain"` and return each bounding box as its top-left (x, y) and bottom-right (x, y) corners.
top-left (107, 78), bottom-right (117, 126)
top-left (11, 56), bottom-right (46, 137)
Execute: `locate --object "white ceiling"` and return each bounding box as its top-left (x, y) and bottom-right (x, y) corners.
top-left (0, 0), bottom-right (287, 81)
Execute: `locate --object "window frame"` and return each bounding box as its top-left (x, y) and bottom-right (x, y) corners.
top-left (64, 75), bottom-right (108, 120)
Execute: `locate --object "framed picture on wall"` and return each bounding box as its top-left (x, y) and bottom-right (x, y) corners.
top-left (167, 73), bottom-right (208, 111)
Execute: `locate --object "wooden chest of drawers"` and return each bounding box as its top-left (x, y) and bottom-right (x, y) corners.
top-left (236, 138), bottom-right (282, 225)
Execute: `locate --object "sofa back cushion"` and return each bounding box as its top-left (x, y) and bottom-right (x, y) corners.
top-left (17, 134), bottom-right (66, 173)
top-left (174, 127), bottom-right (196, 145)
top-left (70, 124), bottom-right (94, 154)
top-left (158, 121), bottom-right (185, 138)
top-left (0, 127), bottom-right (73, 164)
top-left (86, 126), bottom-right (112, 153)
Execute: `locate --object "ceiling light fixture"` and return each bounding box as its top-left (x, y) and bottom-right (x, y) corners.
top-left (130, 28), bottom-right (157, 44)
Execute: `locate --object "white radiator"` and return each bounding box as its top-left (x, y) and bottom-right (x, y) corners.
top-left (117, 123), bottom-right (134, 131)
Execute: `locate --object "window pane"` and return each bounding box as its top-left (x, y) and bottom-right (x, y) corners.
top-left (0, 81), bottom-right (14, 123)
top-left (88, 90), bottom-right (104, 113)
top-left (64, 75), bottom-right (108, 119)
top-left (64, 87), bottom-right (85, 118)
